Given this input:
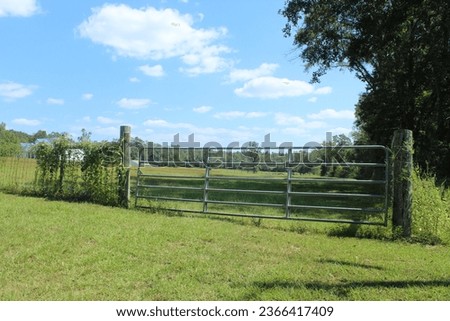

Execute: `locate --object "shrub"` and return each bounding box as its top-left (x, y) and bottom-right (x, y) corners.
top-left (34, 137), bottom-right (125, 206)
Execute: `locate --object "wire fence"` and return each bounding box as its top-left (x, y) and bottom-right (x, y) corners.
top-left (0, 140), bottom-right (125, 207)
top-left (0, 156), bottom-right (37, 194)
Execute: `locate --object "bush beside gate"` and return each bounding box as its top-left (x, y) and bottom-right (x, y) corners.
top-left (33, 137), bottom-right (126, 207)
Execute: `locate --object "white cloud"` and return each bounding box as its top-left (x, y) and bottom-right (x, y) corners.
top-left (234, 76), bottom-right (334, 99)
top-left (214, 111), bottom-right (245, 120)
top-left (129, 77), bottom-right (140, 83)
top-left (117, 98), bottom-right (151, 109)
top-left (12, 118), bottom-right (41, 126)
top-left (305, 121), bottom-right (328, 129)
top-left (274, 113), bottom-right (326, 136)
top-left (227, 63), bottom-right (279, 83)
top-left (308, 97), bottom-right (318, 103)
top-left (246, 112), bottom-right (268, 118)
top-left (193, 105), bottom-right (212, 113)
top-left (143, 119), bottom-right (171, 127)
top-left (234, 77), bottom-right (315, 99)
top-left (308, 109), bottom-right (355, 120)
top-left (143, 118), bottom-right (193, 130)
top-left (92, 126), bottom-right (120, 137)
top-left (275, 113), bottom-right (306, 126)
top-left (327, 127), bottom-right (353, 136)
top-left (82, 93), bottom-right (93, 100)
top-left (47, 98), bottom-right (65, 105)
top-left (179, 44), bottom-right (232, 76)
top-left (97, 116), bottom-right (121, 124)
top-left (314, 86), bottom-right (333, 95)
top-left (77, 4), bottom-right (231, 75)
top-left (214, 111), bottom-right (268, 120)
top-left (141, 118), bottom-right (269, 145)
top-left (0, 0), bottom-right (40, 17)
top-left (0, 81), bottom-right (35, 100)
top-left (139, 64), bottom-right (165, 77)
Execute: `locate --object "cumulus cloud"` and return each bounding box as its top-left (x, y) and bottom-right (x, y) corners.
top-left (117, 98), bottom-right (151, 109)
top-left (327, 127), bottom-right (353, 136)
top-left (275, 113), bottom-right (326, 131)
top-left (193, 106), bottom-right (212, 113)
top-left (0, 0), bottom-right (40, 17)
top-left (139, 64), bottom-right (165, 77)
top-left (77, 4), bottom-right (231, 75)
top-left (143, 118), bottom-right (194, 130)
top-left (308, 109), bottom-right (355, 120)
top-left (274, 113), bottom-right (306, 126)
top-left (82, 93), bottom-right (93, 100)
top-left (47, 98), bottom-right (64, 105)
top-left (234, 77), bottom-right (315, 99)
top-left (92, 126), bottom-right (120, 137)
top-left (227, 63), bottom-right (278, 83)
top-left (0, 81), bottom-right (35, 100)
top-left (214, 111), bottom-right (268, 120)
top-left (12, 118), bottom-right (41, 126)
top-left (314, 86), bottom-right (333, 95)
top-left (233, 74), bottom-right (334, 99)
top-left (141, 118), bottom-right (268, 145)
top-left (97, 116), bottom-right (121, 124)
top-left (180, 44), bottom-right (232, 76)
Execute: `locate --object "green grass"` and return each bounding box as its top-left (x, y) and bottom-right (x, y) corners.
top-left (0, 157), bottom-right (36, 193)
top-left (1, 192), bottom-right (449, 301)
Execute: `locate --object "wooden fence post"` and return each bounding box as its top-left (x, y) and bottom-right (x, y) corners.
top-left (391, 129), bottom-right (413, 237)
top-left (120, 125), bottom-right (131, 208)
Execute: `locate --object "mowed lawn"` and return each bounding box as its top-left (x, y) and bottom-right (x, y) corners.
top-left (0, 192), bottom-right (449, 301)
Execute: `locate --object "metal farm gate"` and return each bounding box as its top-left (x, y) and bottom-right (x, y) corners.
top-left (134, 145), bottom-right (390, 226)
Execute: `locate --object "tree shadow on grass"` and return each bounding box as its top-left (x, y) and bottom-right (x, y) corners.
top-left (316, 259), bottom-right (385, 271)
top-left (240, 279), bottom-right (450, 300)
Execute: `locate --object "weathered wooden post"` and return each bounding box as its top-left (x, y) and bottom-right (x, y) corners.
top-left (120, 125), bottom-right (131, 208)
top-left (391, 129), bottom-right (413, 237)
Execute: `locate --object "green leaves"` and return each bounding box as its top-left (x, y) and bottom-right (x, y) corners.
top-left (281, 0), bottom-right (450, 179)
top-left (34, 138), bottom-right (124, 206)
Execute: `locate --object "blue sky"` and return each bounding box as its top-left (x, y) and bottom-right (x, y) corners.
top-left (0, 0), bottom-right (365, 147)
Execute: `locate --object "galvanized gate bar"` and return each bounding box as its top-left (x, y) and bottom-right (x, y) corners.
top-left (290, 178), bottom-right (386, 184)
top-left (285, 168), bottom-right (292, 218)
top-left (289, 191), bottom-right (384, 198)
top-left (135, 145), bottom-right (390, 226)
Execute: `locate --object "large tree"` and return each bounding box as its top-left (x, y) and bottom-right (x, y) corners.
top-left (280, 0), bottom-right (450, 178)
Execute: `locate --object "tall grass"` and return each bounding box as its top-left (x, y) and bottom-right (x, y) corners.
top-left (412, 169), bottom-right (450, 244)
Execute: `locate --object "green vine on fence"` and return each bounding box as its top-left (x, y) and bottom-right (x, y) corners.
top-left (33, 137), bottom-right (125, 206)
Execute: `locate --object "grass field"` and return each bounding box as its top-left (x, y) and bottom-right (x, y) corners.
top-left (1, 192), bottom-right (449, 301)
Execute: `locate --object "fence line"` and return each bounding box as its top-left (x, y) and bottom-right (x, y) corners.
top-left (135, 145), bottom-right (390, 226)
top-left (0, 156), bottom-right (37, 193)
top-left (1, 126), bottom-right (414, 233)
